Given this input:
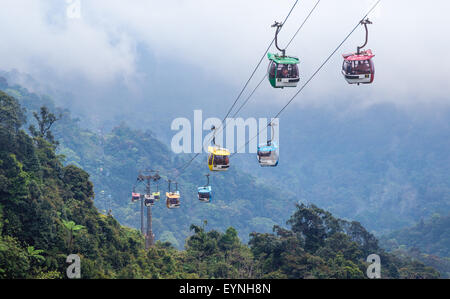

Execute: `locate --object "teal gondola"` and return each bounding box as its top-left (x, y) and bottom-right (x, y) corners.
top-left (198, 174), bottom-right (212, 203)
top-left (257, 122), bottom-right (279, 167)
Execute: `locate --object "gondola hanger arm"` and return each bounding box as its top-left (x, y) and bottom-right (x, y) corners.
top-left (357, 18), bottom-right (372, 54)
top-left (271, 21), bottom-right (286, 57)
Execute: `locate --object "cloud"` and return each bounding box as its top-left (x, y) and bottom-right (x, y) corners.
top-left (84, 0), bottom-right (450, 108)
top-left (0, 0), bottom-right (136, 84)
top-left (0, 0), bottom-right (449, 110)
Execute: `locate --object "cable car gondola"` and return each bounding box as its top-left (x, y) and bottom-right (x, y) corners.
top-left (166, 180), bottom-right (180, 209)
top-left (257, 122), bottom-right (279, 167)
top-left (131, 192), bottom-right (141, 203)
top-left (208, 146), bottom-right (230, 171)
top-left (144, 194), bottom-right (154, 207)
top-left (198, 174), bottom-right (212, 203)
top-left (342, 19), bottom-right (375, 85)
top-left (267, 22), bottom-right (300, 88)
top-left (151, 172), bottom-right (161, 201)
top-left (257, 142), bottom-right (279, 167)
top-left (208, 126), bottom-right (230, 171)
top-left (151, 191), bottom-right (160, 201)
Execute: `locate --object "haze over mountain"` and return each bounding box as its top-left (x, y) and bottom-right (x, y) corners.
top-left (1, 0), bottom-right (449, 121)
top-left (0, 0), bottom-right (449, 270)
top-left (2, 72), bottom-right (449, 243)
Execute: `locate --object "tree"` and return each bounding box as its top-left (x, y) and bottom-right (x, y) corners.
top-left (27, 246), bottom-right (45, 263)
top-left (0, 236), bottom-right (30, 278)
top-left (62, 220), bottom-right (85, 252)
top-left (29, 106), bottom-right (61, 146)
top-left (287, 204), bottom-right (332, 253)
top-left (218, 227), bottom-right (239, 252)
top-left (26, 246), bottom-right (46, 277)
top-left (0, 91), bottom-right (26, 134)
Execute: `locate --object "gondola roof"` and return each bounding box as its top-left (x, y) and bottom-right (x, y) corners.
top-left (208, 146), bottom-right (230, 156)
top-left (267, 53), bottom-right (299, 64)
top-left (343, 49), bottom-right (375, 61)
top-left (258, 143), bottom-right (278, 152)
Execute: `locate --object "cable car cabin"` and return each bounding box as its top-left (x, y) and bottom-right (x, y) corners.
top-left (152, 192), bottom-right (160, 201)
top-left (144, 194), bottom-right (154, 207)
top-left (267, 53), bottom-right (300, 88)
top-left (131, 192), bottom-right (141, 202)
top-left (208, 146), bottom-right (230, 171)
top-left (257, 142), bottom-right (279, 167)
top-left (166, 192), bottom-right (180, 209)
top-left (342, 50), bottom-right (375, 85)
top-left (198, 186), bottom-right (212, 203)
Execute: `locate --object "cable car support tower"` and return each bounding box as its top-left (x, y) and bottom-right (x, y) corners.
top-left (136, 170), bottom-right (161, 249)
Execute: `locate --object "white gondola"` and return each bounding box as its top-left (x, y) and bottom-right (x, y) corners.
top-left (144, 194), bottom-right (154, 207)
top-left (257, 142), bottom-right (279, 167)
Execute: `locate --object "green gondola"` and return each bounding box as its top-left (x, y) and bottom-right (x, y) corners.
top-left (267, 53), bottom-right (300, 88)
top-left (267, 21), bottom-right (300, 89)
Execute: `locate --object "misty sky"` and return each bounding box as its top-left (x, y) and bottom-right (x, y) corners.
top-left (0, 0), bottom-right (449, 119)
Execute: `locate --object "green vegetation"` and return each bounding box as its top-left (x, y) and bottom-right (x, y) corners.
top-left (0, 84), bottom-right (442, 279)
top-left (0, 80), bottom-right (296, 247)
top-left (236, 105), bottom-right (450, 235)
top-left (0, 90), bottom-right (147, 278)
top-left (2, 76), bottom-right (449, 253)
top-left (248, 204), bottom-right (440, 279)
top-left (380, 214), bottom-right (450, 278)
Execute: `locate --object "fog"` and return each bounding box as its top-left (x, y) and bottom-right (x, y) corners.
top-left (0, 0), bottom-right (449, 124)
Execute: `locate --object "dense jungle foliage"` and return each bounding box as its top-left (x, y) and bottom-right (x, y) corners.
top-left (380, 214), bottom-right (450, 278)
top-left (0, 77), bottom-right (296, 247)
top-left (0, 89), bottom-right (441, 278)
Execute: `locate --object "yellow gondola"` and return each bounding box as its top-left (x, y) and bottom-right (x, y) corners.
top-left (151, 177), bottom-right (161, 201)
top-left (166, 192), bottom-right (180, 209)
top-left (166, 180), bottom-right (180, 209)
top-left (151, 192), bottom-right (160, 201)
top-left (207, 125), bottom-right (231, 171)
top-left (208, 146), bottom-right (230, 171)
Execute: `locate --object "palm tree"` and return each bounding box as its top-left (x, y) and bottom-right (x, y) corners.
top-left (62, 220), bottom-right (85, 251)
top-left (27, 246), bottom-right (45, 263)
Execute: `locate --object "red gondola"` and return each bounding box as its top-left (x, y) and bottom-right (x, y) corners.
top-left (342, 50), bottom-right (375, 84)
top-left (342, 19), bottom-right (375, 85)
top-left (131, 192), bottom-right (141, 202)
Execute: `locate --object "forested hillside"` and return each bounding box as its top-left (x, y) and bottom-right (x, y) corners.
top-left (0, 90), bottom-right (146, 278)
top-left (0, 77), bottom-right (297, 247)
top-left (235, 105), bottom-right (450, 234)
top-left (0, 88), bottom-right (441, 279)
top-left (3, 71), bottom-right (450, 246)
top-left (380, 214), bottom-right (450, 278)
